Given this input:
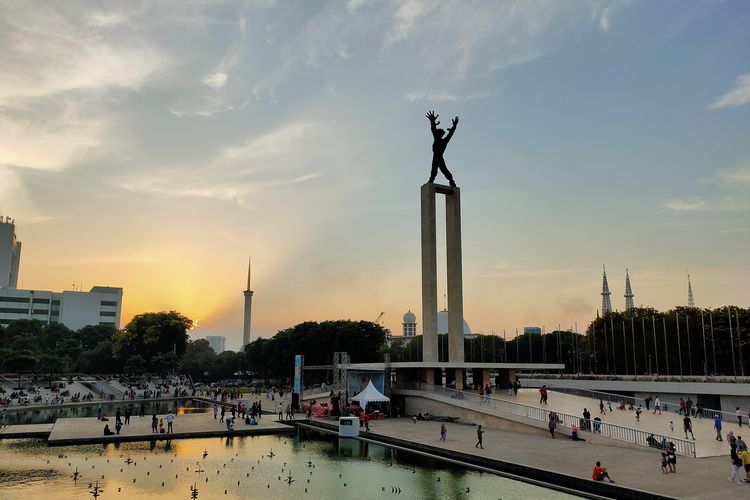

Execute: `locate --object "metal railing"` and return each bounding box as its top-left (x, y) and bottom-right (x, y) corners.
top-left (395, 382), bottom-right (696, 457)
top-left (521, 380), bottom-right (735, 422)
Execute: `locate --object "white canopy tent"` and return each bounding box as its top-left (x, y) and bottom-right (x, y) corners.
top-left (350, 381), bottom-right (390, 410)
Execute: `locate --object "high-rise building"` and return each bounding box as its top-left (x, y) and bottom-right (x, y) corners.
top-left (624, 267), bottom-right (634, 311)
top-left (0, 286), bottom-right (123, 330)
top-left (402, 310), bottom-right (417, 337)
top-left (242, 257), bottom-right (253, 348)
top-left (0, 216), bottom-right (22, 289)
top-left (524, 326), bottom-right (542, 335)
top-left (205, 335), bottom-right (227, 354)
top-left (601, 264), bottom-right (612, 315)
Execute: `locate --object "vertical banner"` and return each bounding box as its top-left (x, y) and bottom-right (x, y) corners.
top-left (293, 354), bottom-right (304, 406)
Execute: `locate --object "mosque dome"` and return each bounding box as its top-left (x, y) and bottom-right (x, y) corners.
top-left (403, 310), bottom-right (417, 323)
top-left (436, 309), bottom-right (472, 336)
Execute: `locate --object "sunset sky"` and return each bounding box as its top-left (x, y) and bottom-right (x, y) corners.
top-left (1, 1), bottom-right (748, 350)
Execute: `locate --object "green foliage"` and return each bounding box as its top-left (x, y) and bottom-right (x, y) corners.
top-left (123, 354), bottom-right (147, 375)
top-left (113, 311), bottom-right (192, 370)
top-left (244, 320), bottom-right (388, 381)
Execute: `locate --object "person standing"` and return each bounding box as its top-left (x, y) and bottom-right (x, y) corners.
top-left (683, 416), bottom-right (695, 440)
top-left (644, 394), bottom-right (652, 411)
top-left (475, 425), bottom-right (485, 449)
top-left (737, 407), bottom-right (744, 428)
top-left (151, 414), bottom-right (158, 433)
top-left (124, 406), bottom-right (131, 425)
top-left (740, 448), bottom-right (750, 482)
top-left (508, 382), bottom-right (514, 396)
top-left (714, 415), bottom-right (723, 441)
top-left (220, 406), bottom-right (225, 423)
top-left (440, 424), bottom-right (446, 442)
top-left (685, 398), bottom-right (694, 417)
top-left (599, 400), bottom-right (605, 415)
top-left (678, 398), bottom-right (686, 416)
top-left (166, 411), bottom-right (175, 433)
top-left (213, 403), bottom-right (218, 419)
top-left (737, 435), bottom-right (747, 452)
top-left (666, 447), bottom-right (677, 473)
top-left (583, 408), bottom-right (591, 431)
top-left (278, 402), bottom-right (284, 421)
top-left (548, 418), bottom-right (557, 438)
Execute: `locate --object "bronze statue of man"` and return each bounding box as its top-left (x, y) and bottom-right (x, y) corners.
top-left (426, 110), bottom-right (459, 187)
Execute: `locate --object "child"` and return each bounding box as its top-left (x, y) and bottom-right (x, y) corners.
top-left (440, 424), bottom-right (446, 442)
top-left (660, 453), bottom-right (668, 474)
top-left (669, 421), bottom-right (674, 433)
top-left (636, 406), bottom-right (642, 422)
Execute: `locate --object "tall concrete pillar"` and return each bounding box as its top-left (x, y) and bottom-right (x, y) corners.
top-left (445, 188), bottom-right (464, 363)
top-left (421, 183), bottom-right (464, 364)
top-left (421, 184), bottom-right (438, 362)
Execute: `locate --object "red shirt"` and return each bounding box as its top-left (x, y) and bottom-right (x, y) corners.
top-left (592, 466), bottom-right (605, 480)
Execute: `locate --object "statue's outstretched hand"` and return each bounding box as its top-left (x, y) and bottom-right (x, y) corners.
top-left (452, 116), bottom-right (459, 127)
top-left (426, 110), bottom-right (439, 123)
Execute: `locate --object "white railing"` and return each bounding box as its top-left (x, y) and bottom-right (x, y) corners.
top-left (395, 382), bottom-right (696, 457)
top-left (522, 380), bottom-right (734, 422)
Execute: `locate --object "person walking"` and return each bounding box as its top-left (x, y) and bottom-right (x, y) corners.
top-left (737, 407), bottom-right (744, 428)
top-left (636, 406), bottom-right (643, 422)
top-left (548, 418), bottom-right (557, 438)
top-left (714, 415), bottom-right (723, 441)
top-left (508, 382), bottom-right (514, 396)
top-left (475, 425), bottom-right (485, 449)
top-left (592, 461), bottom-right (615, 483)
top-left (666, 447), bottom-right (677, 473)
top-left (151, 414), bottom-right (158, 433)
top-left (737, 435), bottom-right (748, 453)
top-left (213, 403), bottom-right (218, 419)
top-left (740, 448), bottom-right (750, 482)
top-left (440, 424), bottom-right (447, 442)
top-left (729, 455), bottom-right (744, 485)
top-left (678, 398), bottom-right (686, 416)
top-left (686, 398), bottom-right (694, 417)
top-left (683, 416), bottom-right (695, 440)
top-left (139, 403), bottom-right (145, 418)
top-left (219, 406), bottom-right (225, 423)
top-left (599, 400), bottom-right (605, 415)
top-left (653, 396), bottom-right (662, 415)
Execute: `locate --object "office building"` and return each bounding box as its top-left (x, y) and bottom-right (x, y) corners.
top-left (206, 335), bottom-right (227, 354)
top-left (0, 216), bottom-right (21, 289)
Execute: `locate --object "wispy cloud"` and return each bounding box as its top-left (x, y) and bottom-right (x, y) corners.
top-left (664, 196), bottom-right (750, 212)
top-left (664, 197), bottom-right (706, 212)
top-left (708, 74), bottom-right (750, 109)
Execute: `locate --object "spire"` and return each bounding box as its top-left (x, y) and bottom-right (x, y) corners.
top-left (687, 272), bottom-right (695, 308)
top-left (601, 264), bottom-right (612, 316)
top-left (246, 257), bottom-right (252, 291)
top-left (624, 267), bottom-right (634, 311)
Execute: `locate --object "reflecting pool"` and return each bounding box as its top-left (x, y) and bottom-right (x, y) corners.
top-left (1, 399), bottom-right (211, 425)
top-left (0, 428), bottom-right (582, 499)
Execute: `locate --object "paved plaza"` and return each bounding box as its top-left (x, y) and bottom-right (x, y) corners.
top-left (483, 388), bottom-right (735, 457)
top-left (361, 417), bottom-right (744, 500)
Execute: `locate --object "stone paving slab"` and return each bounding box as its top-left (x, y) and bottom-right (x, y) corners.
top-left (359, 417), bottom-right (745, 500)
top-left (47, 412), bottom-right (293, 446)
top-left (0, 422), bottom-right (54, 438)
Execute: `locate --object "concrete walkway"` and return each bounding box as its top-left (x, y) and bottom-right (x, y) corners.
top-left (359, 417), bottom-right (744, 500)
top-left (480, 388), bottom-right (733, 457)
top-left (46, 412), bottom-right (293, 446)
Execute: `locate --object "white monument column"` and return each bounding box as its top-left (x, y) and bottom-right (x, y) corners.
top-left (242, 258), bottom-right (253, 348)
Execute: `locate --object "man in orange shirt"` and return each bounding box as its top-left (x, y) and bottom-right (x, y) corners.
top-left (592, 461), bottom-right (615, 483)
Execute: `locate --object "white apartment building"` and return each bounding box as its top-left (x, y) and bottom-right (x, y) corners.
top-left (0, 286), bottom-right (123, 330)
top-left (0, 216), bottom-right (21, 288)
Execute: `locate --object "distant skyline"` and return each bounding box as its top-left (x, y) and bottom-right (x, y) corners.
top-left (1, 1), bottom-right (748, 351)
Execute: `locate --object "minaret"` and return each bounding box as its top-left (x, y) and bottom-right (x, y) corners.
top-left (624, 267), bottom-right (634, 311)
top-left (242, 257), bottom-right (254, 348)
top-left (601, 264), bottom-right (612, 316)
top-left (687, 272), bottom-right (695, 308)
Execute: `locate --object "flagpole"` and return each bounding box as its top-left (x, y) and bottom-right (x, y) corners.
top-left (503, 329), bottom-right (507, 363)
top-left (685, 313), bottom-right (693, 375)
top-left (701, 310), bottom-right (708, 377)
top-left (603, 319), bottom-right (609, 373)
top-left (709, 312), bottom-right (717, 375)
top-left (622, 320), bottom-right (629, 375)
top-left (542, 325), bottom-right (547, 364)
top-left (631, 316), bottom-right (637, 376)
top-left (728, 307), bottom-right (737, 378)
top-left (641, 316), bottom-right (647, 375)
top-left (528, 327), bottom-right (533, 364)
top-left (611, 316), bottom-right (617, 374)
top-left (592, 322), bottom-right (597, 374)
top-left (652, 315), bottom-right (659, 375)
top-left (557, 323), bottom-right (562, 366)
top-left (735, 308), bottom-right (745, 377)
top-left (662, 316), bottom-right (670, 376)
top-left (676, 312), bottom-right (683, 377)
top-left (515, 328), bottom-right (519, 364)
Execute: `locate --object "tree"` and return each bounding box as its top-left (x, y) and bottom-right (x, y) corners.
top-left (36, 353), bottom-right (69, 388)
top-left (123, 354), bottom-right (147, 376)
top-left (77, 341), bottom-right (118, 374)
top-left (213, 351), bottom-right (240, 380)
top-left (180, 339), bottom-right (216, 380)
top-left (114, 311), bottom-right (192, 365)
top-left (78, 324), bottom-right (117, 350)
top-left (151, 351), bottom-right (180, 376)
